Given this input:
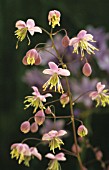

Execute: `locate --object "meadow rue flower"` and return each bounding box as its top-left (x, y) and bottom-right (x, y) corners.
top-left (43, 62), bottom-right (70, 93)
top-left (42, 130), bottom-right (67, 153)
top-left (24, 86), bottom-right (52, 113)
top-left (34, 110), bottom-right (45, 125)
top-left (62, 35), bottom-right (70, 48)
top-left (22, 49), bottom-right (41, 65)
top-left (10, 143), bottom-right (42, 166)
top-left (95, 150), bottom-right (103, 161)
top-left (45, 152), bottom-right (66, 170)
top-left (48, 10), bottom-right (61, 28)
top-left (15, 19), bottom-right (42, 48)
top-left (69, 30), bottom-right (98, 58)
top-left (77, 125), bottom-right (88, 137)
top-left (30, 122), bottom-right (38, 133)
top-left (20, 121), bottom-right (30, 134)
top-left (89, 82), bottom-right (109, 107)
top-left (45, 106), bottom-right (52, 114)
top-left (71, 144), bottom-right (82, 154)
top-left (60, 93), bottom-right (69, 107)
top-left (82, 62), bottom-right (92, 77)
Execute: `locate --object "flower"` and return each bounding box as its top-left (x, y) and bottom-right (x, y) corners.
top-left (60, 93), bottom-right (69, 107)
top-left (42, 130), bottom-right (67, 153)
top-left (69, 30), bottom-right (98, 58)
top-left (20, 121), bottom-right (30, 134)
top-left (89, 82), bottom-right (109, 107)
top-left (10, 143), bottom-right (42, 166)
top-left (24, 86), bottom-right (52, 113)
top-left (77, 125), bottom-right (88, 137)
top-left (48, 10), bottom-right (61, 28)
top-left (22, 49), bottom-right (41, 65)
top-left (71, 144), bottom-right (82, 154)
top-left (82, 62), bottom-right (92, 77)
top-left (43, 62), bottom-right (70, 93)
top-left (62, 35), bottom-right (70, 48)
top-left (15, 19), bottom-right (42, 48)
top-left (34, 110), bottom-right (45, 125)
top-left (45, 152), bottom-right (66, 170)
top-left (30, 122), bottom-right (38, 133)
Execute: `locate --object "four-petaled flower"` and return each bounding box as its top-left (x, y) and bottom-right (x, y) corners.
top-left (48, 10), bottom-right (61, 28)
top-left (10, 143), bottom-right (42, 166)
top-left (15, 19), bottom-right (42, 48)
top-left (42, 130), bottom-right (67, 153)
top-left (24, 86), bottom-right (52, 113)
top-left (22, 49), bottom-right (42, 65)
top-left (45, 152), bottom-right (66, 170)
top-left (89, 82), bottom-right (109, 107)
top-left (43, 62), bottom-right (70, 93)
top-left (69, 30), bottom-right (98, 58)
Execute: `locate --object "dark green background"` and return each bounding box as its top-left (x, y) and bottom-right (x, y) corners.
top-left (0, 0), bottom-right (109, 170)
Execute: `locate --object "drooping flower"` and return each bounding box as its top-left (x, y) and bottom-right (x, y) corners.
top-left (22, 49), bottom-right (41, 65)
top-left (89, 82), bottom-right (109, 107)
top-left (69, 30), bottom-right (98, 58)
top-left (15, 19), bottom-right (42, 48)
top-left (77, 125), bottom-right (88, 137)
top-left (82, 62), bottom-right (92, 77)
top-left (20, 121), bottom-right (30, 134)
top-left (34, 110), bottom-right (45, 125)
top-left (24, 86), bottom-right (52, 113)
top-left (48, 10), bottom-right (61, 28)
top-left (30, 122), bottom-right (38, 133)
top-left (60, 93), bottom-right (69, 107)
top-left (43, 62), bottom-right (70, 93)
top-left (71, 144), bottom-right (82, 154)
top-left (10, 143), bottom-right (42, 166)
top-left (42, 130), bottom-right (67, 153)
top-left (45, 152), bottom-right (66, 170)
top-left (62, 35), bottom-right (70, 48)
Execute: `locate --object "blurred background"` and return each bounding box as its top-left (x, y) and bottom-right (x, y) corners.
top-left (0, 0), bottom-right (109, 170)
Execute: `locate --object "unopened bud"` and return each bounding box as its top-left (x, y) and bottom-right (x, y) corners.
top-left (20, 121), bottom-right (30, 133)
top-left (77, 125), bottom-right (88, 137)
top-left (30, 122), bottom-right (38, 133)
top-left (82, 62), bottom-right (92, 77)
top-left (45, 106), bottom-right (52, 114)
top-left (62, 35), bottom-right (70, 48)
top-left (60, 93), bottom-right (69, 107)
top-left (95, 150), bottom-right (103, 161)
top-left (34, 110), bottom-right (45, 125)
top-left (71, 144), bottom-right (82, 154)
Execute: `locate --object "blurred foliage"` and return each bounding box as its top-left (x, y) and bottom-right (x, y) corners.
top-left (0, 0), bottom-right (109, 170)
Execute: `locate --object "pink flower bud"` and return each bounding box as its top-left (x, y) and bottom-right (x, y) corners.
top-left (60, 93), bottom-right (69, 107)
top-left (34, 110), bottom-right (45, 125)
top-left (71, 144), bottom-right (82, 154)
top-left (95, 150), bottom-right (103, 161)
top-left (20, 121), bottom-right (30, 133)
top-left (82, 62), bottom-right (92, 77)
top-left (45, 106), bottom-right (52, 114)
top-left (62, 35), bottom-right (70, 48)
top-left (30, 122), bottom-right (38, 133)
top-left (77, 125), bottom-right (88, 137)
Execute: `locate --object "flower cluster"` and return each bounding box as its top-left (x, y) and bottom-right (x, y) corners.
top-left (10, 143), bottom-right (42, 166)
top-left (11, 8), bottom-right (109, 170)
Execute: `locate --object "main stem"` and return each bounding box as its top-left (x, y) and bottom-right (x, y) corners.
top-left (49, 33), bottom-right (83, 170)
